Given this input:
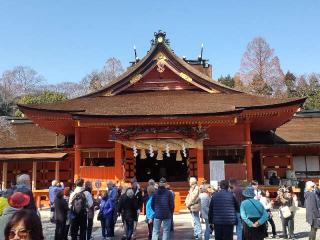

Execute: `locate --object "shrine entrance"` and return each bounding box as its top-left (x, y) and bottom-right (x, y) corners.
top-left (136, 151), bottom-right (189, 182)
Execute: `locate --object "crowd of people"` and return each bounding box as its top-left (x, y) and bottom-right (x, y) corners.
top-left (0, 174), bottom-right (320, 240)
top-left (185, 178), bottom-right (320, 240)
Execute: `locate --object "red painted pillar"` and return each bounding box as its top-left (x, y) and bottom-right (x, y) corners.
top-left (74, 127), bottom-right (81, 180)
top-left (245, 122), bottom-right (253, 182)
top-left (196, 145), bottom-right (204, 183)
top-left (114, 142), bottom-right (123, 180)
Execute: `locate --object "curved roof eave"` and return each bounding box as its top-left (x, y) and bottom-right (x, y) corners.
top-left (70, 109), bottom-right (243, 119)
top-left (236, 97), bottom-right (307, 110)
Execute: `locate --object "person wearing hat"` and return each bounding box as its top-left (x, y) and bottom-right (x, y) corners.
top-left (151, 177), bottom-right (174, 240)
top-left (305, 181), bottom-right (320, 240)
top-left (240, 186), bottom-right (269, 240)
top-left (0, 192), bottom-right (30, 238)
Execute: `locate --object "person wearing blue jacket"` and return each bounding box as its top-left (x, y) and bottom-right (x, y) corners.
top-left (240, 186), bottom-right (269, 240)
top-left (146, 185), bottom-right (156, 240)
top-left (208, 180), bottom-right (237, 240)
top-left (151, 177), bottom-right (174, 240)
top-left (100, 191), bottom-right (114, 239)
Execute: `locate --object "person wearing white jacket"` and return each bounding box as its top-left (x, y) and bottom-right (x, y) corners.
top-left (260, 190), bottom-right (278, 238)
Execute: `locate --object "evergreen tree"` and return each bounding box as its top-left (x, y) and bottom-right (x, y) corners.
top-left (284, 71), bottom-right (297, 97)
top-left (217, 75), bottom-right (235, 88)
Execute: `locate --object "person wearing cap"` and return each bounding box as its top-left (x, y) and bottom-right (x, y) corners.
top-left (305, 181), bottom-right (320, 240)
top-left (185, 177), bottom-right (202, 240)
top-left (240, 186), bottom-right (269, 240)
top-left (151, 177), bottom-right (174, 240)
top-left (0, 192), bottom-right (30, 238)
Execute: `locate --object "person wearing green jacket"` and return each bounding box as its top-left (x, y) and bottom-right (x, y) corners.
top-left (240, 186), bottom-right (269, 240)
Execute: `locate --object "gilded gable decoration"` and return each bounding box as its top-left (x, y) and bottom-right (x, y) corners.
top-left (130, 74), bottom-right (143, 84)
top-left (179, 72), bottom-right (192, 82)
top-left (155, 52), bottom-right (167, 73)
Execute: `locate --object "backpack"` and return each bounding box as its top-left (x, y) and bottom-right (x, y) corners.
top-left (71, 191), bottom-right (87, 215)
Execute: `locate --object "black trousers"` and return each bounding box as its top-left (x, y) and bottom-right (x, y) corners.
top-left (214, 224), bottom-right (234, 240)
top-left (125, 219), bottom-right (134, 240)
top-left (55, 220), bottom-right (66, 240)
top-left (267, 217), bottom-right (277, 236)
top-left (70, 214), bottom-right (87, 240)
top-left (87, 217), bottom-right (93, 240)
top-left (147, 221), bottom-right (153, 240)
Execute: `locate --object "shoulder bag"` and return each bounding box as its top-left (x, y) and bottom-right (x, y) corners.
top-left (280, 205), bottom-right (292, 218)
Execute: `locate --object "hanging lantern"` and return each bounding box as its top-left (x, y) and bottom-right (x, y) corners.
top-left (176, 150), bottom-right (182, 161)
top-left (157, 150), bottom-right (163, 161)
top-left (140, 149), bottom-right (147, 159)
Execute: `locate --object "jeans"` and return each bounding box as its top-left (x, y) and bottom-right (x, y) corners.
top-left (70, 214), bottom-right (87, 240)
top-left (281, 215), bottom-right (294, 237)
top-left (214, 224), bottom-right (234, 240)
top-left (190, 211), bottom-right (202, 237)
top-left (101, 215), bottom-right (114, 238)
top-left (55, 220), bottom-right (66, 240)
top-left (236, 212), bottom-right (243, 240)
top-left (152, 218), bottom-right (172, 240)
top-left (204, 218), bottom-right (210, 240)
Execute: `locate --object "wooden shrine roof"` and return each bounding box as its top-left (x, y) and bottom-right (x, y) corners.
top-left (276, 112), bottom-right (320, 143)
top-left (18, 90), bottom-right (304, 117)
top-left (0, 119), bottom-right (65, 149)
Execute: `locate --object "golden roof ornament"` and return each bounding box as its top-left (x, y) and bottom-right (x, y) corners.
top-left (130, 74), bottom-right (143, 84)
top-left (179, 72), bottom-right (192, 82)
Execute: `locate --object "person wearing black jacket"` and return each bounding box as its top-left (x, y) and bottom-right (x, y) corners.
top-left (54, 190), bottom-right (69, 240)
top-left (151, 177), bottom-right (174, 240)
top-left (118, 188), bottom-right (139, 240)
top-left (131, 177), bottom-right (143, 239)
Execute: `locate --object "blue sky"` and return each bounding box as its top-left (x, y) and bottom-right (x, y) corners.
top-left (0, 1), bottom-right (319, 84)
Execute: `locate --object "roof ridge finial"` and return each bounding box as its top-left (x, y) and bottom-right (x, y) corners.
top-left (150, 30), bottom-right (171, 49)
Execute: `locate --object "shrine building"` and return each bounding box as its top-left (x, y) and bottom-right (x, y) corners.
top-left (1, 31), bottom-right (319, 192)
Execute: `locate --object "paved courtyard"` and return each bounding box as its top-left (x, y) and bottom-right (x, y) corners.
top-left (40, 208), bottom-right (318, 239)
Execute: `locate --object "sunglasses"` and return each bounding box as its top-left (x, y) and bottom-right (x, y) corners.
top-left (9, 228), bottom-right (30, 239)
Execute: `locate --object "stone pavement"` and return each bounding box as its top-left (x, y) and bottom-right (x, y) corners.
top-left (40, 208), bottom-right (319, 239)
